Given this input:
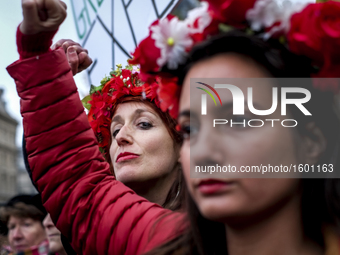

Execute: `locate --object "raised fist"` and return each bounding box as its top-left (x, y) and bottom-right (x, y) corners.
top-left (20, 0), bottom-right (67, 35)
top-left (52, 39), bottom-right (93, 75)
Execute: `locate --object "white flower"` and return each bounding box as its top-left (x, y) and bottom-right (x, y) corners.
top-left (151, 17), bottom-right (193, 70)
top-left (246, 0), bottom-right (312, 39)
top-left (279, 0), bottom-right (312, 32)
top-left (246, 0), bottom-right (281, 31)
top-left (185, 1), bottom-right (212, 34)
top-left (131, 65), bottom-right (140, 74)
top-left (142, 91), bottom-right (146, 100)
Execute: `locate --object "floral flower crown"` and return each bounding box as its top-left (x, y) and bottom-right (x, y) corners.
top-left (129, 0), bottom-right (340, 116)
top-left (82, 64), bottom-right (179, 159)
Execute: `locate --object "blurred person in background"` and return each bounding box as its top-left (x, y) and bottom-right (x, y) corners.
top-left (0, 195), bottom-right (47, 255)
top-left (43, 214), bottom-right (67, 255)
top-left (0, 229), bottom-right (9, 255)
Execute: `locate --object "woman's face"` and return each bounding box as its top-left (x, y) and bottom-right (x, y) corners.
top-left (8, 216), bottom-right (46, 252)
top-left (43, 214), bottom-right (64, 254)
top-left (179, 54), bottom-right (303, 223)
top-left (110, 102), bottom-right (179, 189)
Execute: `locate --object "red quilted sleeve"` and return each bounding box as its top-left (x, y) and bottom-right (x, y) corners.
top-left (16, 26), bottom-right (56, 59)
top-left (6, 49), bottom-right (185, 255)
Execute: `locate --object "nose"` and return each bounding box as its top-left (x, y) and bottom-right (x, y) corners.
top-left (114, 125), bottom-right (133, 146)
top-left (11, 226), bottom-right (24, 240)
top-left (191, 124), bottom-right (225, 176)
top-left (43, 214), bottom-right (54, 230)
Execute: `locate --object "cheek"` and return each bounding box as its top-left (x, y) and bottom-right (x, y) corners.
top-left (109, 141), bottom-right (118, 160)
top-left (180, 143), bottom-right (190, 175)
top-left (180, 143), bottom-right (192, 188)
top-left (233, 125), bottom-right (299, 167)
top-left (8, 232), bottom-right (14, 244)
top-left (143, 129), bottom-right (174, 156)
top-left (264, 127), bottom-right (298, 165)
top-left (25, 225), bottom-right (46, 244)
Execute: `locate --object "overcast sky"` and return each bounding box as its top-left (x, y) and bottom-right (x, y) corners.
top-left (0, 0), bottom-right (87, 146)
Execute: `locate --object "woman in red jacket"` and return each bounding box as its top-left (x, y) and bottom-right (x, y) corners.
top-left (81, 64), bottom-right (184, 210)
top-left (19, 5), bottom-right (185, 211)
top-left (9, 1), bottom-right (187, 254)
top-left (7, 0), bottom-right (340, 254)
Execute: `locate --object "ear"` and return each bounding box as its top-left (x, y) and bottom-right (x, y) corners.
top-left (302, 122), bottom-right (326, 165)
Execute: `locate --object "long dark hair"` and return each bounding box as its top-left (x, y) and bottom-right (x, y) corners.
top-left (146, 31), bottom-right (340, 254)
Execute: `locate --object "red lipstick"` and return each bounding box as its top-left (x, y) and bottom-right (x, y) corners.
top-left (116, 152), bottom-right (139, 163)
top-left (198, 179), bottom-right (234, 195)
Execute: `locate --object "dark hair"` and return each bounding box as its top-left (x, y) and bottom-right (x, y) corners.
top-left (0, 194), bottom-right (46, 235)
top-left (146, 31), bottom-right (340, 254)
top-left (110, 95), bottom-right (185, 211)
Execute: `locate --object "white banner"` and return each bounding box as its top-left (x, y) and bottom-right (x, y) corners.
top-left (70, 0), bottom-right (180, 86)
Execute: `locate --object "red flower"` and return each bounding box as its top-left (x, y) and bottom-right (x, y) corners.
top-left (190, 18), bottom-right (220, 43)
top-left (88, 93), bottom-right (112, 119)
top-left (102, 77), bottom-right (115, 93)
top-left (157, 77), bottom-right (181, 118)
top-left (288, 2), bottom-right (340, 75)
top-left (206, 0), bottom-right (256, 28)
top-left (89, 115), bottom-right (111, 147)
top-left (146, 81), bottom-right (159, 101)
top-left (129, 35), bottom-right (161, 75)
top-left (121, 69), bottom-right (132, 78)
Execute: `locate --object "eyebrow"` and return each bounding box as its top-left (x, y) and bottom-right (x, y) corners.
top-left (111, 115), bottom-right (123, 123)
top-left (178, 110), bottom-right (190, 118)
top-left (111, 108), bottom-right (158, 125)
top-left (178, 110), bottom-right (201, 122)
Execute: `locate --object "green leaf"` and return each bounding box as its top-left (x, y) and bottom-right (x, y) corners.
top-left (245, 28), bottom-right (254, 36)
top-left (125, 65), bottom-right (133, 71)
top-left (90, 84), bottom-right (104, 94)
top-left (110, 70), bottom-right (118, 76)
top-left (279, 35), bottom-right (286, 45)
top-left (219, 23), bottom-right (234, 33)
top-left (100, 76), bottom-right (110, 86)
top-left (81, 95), bottom-right (92, 111)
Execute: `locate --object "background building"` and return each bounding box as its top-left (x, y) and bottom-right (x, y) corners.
top-left (0, 88), bottom-right (36, 203)
top-left (0, 88), bottom-right (18, 202)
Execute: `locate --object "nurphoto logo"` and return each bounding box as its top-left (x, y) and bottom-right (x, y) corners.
top-left (196, 82), bottom-right (312, 128)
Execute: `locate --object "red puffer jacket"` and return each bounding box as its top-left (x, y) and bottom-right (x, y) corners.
top-left (7, 49), bottom-right (185, 255)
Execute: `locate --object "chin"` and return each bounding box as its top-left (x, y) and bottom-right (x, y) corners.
top-left (196, 196), bottom-right (245, 223)
top-left (115, 167), bottom-right (140, 182)
top-left (49, 243), bottom-right (62, 254)
top-left (14, 246), bottom-right (29, 253)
